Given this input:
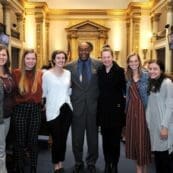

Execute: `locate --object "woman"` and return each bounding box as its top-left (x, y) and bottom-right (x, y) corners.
top-left (0, 44), bottom-right (15, 173)
top-left (12, 49), bottom-right (42, 173)
top-left (125, 53), bottom-right (151, 173)
top-left (146, 59), bottom-right (173, 173)
top-left (42, 50), bottom-right (72, 173)
top-left (97, 47), bottom-right (126, 173)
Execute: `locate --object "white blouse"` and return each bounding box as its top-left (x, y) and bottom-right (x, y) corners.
top-left (42, 69), bottom-right (72, 121)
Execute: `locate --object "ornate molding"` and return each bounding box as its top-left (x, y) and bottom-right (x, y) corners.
top-left (167, 1), bottom-right (173, 12)
top-left (24, 2), bottom-right (48, 15)
top-left (151, 13), bottom-right (161, 22)
top-left (65, 20), bottom-right (110, 59)
top-left (1, 0), bottom-right (24, 13)
top-left (150, 0), bottom-right (166, 14)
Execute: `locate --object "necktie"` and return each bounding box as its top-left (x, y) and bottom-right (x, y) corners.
top-left (82, 61), bottom-right (88, 85)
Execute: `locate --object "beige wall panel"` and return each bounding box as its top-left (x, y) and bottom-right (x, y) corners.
top-left (49, 20), bottom-right (68, 58)
top-left (158, 7), bottom-right (167, 31)
top-left (107, 20), bottom-right (127, 67)
top-left (0, 4), bottom-right (3, 23)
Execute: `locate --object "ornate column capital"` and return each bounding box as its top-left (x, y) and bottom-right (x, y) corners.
top-left (167, 1), bottom-right (173, 12)
top-left (70, 31), bottom-right (78, 39)
top-left (35, 12), bottom-right (44, 23)
top-left (152, 13), bottom-right (161, 22)
top-left (16, 13), bottom-right (23, 22)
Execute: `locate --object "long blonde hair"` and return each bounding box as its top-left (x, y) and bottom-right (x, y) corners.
top-left (19, 49), bottom-right (40, 94)
top-left (126, 52), bottom-right (142, 81)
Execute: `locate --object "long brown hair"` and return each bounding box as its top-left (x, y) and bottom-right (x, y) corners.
top-left (0, 44), bottom-right (10, 74)
top-left (126, 52), bottom-right (142, 81)
top-left (51, 50), bottom-right (68, 66)
top-left (19, 49), bottom-right (40, 94)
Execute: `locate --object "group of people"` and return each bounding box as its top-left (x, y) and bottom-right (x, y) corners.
top-left (0, 47), bottom-right (42, 173)
top-left (0, 41), bottom-right (173, 173)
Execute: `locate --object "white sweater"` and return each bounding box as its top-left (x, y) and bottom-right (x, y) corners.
top-left (42, 69), bottom-right (72, 121)
top-left (146, 78), bottom-right (173, 153)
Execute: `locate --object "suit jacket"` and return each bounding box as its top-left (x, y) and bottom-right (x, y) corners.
top-left (66, 58), bottom-right (101, 117)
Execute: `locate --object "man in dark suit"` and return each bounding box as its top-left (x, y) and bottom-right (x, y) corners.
top-left (66, 42), bottom-right (101, 173)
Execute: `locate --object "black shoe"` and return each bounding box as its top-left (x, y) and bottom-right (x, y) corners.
top-left (104, 163), bottom-right (111, 173)
top-left (16, 167), bottom-right (24, 173)
top-left (31, 166), bottom-right (37, 173)
top-left (111, 164), bottom-right (118, 173)
top-left (87, 165), bottom-right (96, 173)
top-left (15, 161), bottom-right (24, 173)
top-left (55, 168), bottom-right (64, 173)
top-left (73, 164), bottom-right (84, 173)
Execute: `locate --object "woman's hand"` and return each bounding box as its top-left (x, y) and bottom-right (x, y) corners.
top-left (160, 127), bottom-right (168, 140)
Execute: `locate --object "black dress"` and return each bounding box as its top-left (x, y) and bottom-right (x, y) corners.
top-left (97, 62), bottom-right (126, 168)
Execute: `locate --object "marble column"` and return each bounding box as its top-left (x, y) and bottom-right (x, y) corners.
top-left (70, 31), bottom-right (78, 59)
top-left (132, 17), bottom-right (140, 53)
top-left (35, 12), bottom-right (44, 68)
top-left (3, 5), bottom-right (11, 58)
top-left (151, 13), bottom-right (161, 59)
top-left (126, 22), bottom-right (130, 55)
top-left (16, 13), bottom-right (24, 41)
top-left (127, 6), bottom-right (141, 54)
top-left (165, 1), bottom-right (173, 72)
top-left (0, 3), bottom-right (3, 23)
top-left (45, 22), bottom-right (49, 64)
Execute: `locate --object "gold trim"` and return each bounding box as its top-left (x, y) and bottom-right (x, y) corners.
top-left (2, 0), bottom-right (24, 13)
top-left (24, 2), bottom-right (48, 12)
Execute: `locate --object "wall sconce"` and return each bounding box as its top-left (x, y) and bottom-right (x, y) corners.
top-left (142, 49), bottom-right (148, 59)
top-left (115, 50), bottom-right (120, 60)
top-left (152, 32), bottom-right (158, 39)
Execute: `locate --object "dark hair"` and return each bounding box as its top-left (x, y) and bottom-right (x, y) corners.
top-left (86, 42), bottom-right (93, 52)
top-left (41, 60), bottom-right (52, 70)
top-left (102, 44), bottom-right (111, 49)
top-left (51, 50), bottom-right (68, 66)
top-left (147, 59), bottom-right (172, 94)
top-left (0, 44), bottom-right (10, 74)
top-left (148, 59), bottom-right (165, 72)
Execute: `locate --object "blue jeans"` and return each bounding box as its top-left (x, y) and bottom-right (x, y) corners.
top-left (0, 117), bottom-right (10, 173)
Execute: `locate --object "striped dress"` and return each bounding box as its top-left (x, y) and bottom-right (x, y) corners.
top-left (125, 82), bottom-right (151, 165)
